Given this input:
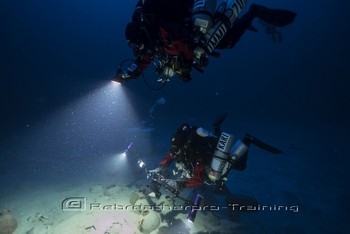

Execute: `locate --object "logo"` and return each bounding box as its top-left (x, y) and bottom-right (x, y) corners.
top-left (61, 197), bottom-right (86, 211)
top-left (217, 132), bottom-right (230, 151)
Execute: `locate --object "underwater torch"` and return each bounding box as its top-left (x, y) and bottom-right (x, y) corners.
top-left (187, 194), bottom-right (203, 223)
top-left (121, 142), bottom-right (133, 157)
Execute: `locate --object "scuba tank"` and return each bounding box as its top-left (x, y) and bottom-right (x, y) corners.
top-left (194, 0), bottom-right (247, 61)
top-left (207, 131), bottom-right (249, 182)
top-left (231, 139), bottom-right (249, 162)
top-left (207, 132), bottom-right (236, 182)
top-left (192, 0), bottom-right (217, 34)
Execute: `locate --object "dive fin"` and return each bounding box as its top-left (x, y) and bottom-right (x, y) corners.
top-left (213, 112), bottom-right (228, 136)
top-left (244, 134), bottom-right (283, 154)
top-left (251, 4), bottom-right (297, 27)
top-left (248, 25), bottom-right (258, 32)
top-left (213, 112), bottom-right (227, 128)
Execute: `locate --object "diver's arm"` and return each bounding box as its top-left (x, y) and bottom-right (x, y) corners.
top-left (159, 151), bottom-right (175, 167)
top-left (123, 55), bottom-right (152, 80)
top-left (149, 151), bottom-right (175, 173)
top-left (183, 163), bottom-right (205, 188)
top-left (135, 55), bottom-right (152, 72)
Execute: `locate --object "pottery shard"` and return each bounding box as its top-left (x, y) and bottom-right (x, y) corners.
top-left (0, 209), bottom-right (17, 234)
top-left (104, 184), bottom-right (121, 197)
top-left (129, 192), bottom-right (140, 206)
top-left (138, 211), bottom-right (161, 234)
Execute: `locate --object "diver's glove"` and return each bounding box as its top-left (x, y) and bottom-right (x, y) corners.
top-left (148, 167), bottom-right (162, 174)
top-left (148, 164), bottom-right (167, 174)
top-left (116, 63), bottom-right (141, 82)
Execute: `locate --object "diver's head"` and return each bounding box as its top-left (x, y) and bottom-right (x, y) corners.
top-left (125, 22), bottom-right (152, 52)
top-left (170, 123), bottom-right (191, 157)
top-left (207, 169), bottom-right (221, 182)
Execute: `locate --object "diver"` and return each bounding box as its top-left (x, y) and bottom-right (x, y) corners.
top-left (143, 113), bottom-right (283, 198)
top-left (115, 0), bottom-right (296, 83)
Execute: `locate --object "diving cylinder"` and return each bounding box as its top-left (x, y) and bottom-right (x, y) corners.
top-left (192, 0), bottom-right (217, 34)
top-left (194, 0), bottom-right (247, 58)
top-left (208, 132), bottom-right (236, 182)
top-left (230, 139), bottom-right (248, 161)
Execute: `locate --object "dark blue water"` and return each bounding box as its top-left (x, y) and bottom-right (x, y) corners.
top-left (1, 0), bottom-right (349, 233)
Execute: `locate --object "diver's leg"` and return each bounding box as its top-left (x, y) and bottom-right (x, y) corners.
top-left (193, 0), bottom-right (248, 65)
top-left (249, 4), bottom-right (296, 27)
top-left (216, 10), bottom-right (255, 49)
top-left (217, 4), bottom-right (296, 49)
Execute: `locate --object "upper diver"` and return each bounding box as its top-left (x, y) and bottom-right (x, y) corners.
top-left (115, 0), bottom-right (296, 83)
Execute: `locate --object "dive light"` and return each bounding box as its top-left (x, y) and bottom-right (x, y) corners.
top-left (121, 142), bottom-right (133, 157)
top-left (187, 194), bottom-right (203, 223)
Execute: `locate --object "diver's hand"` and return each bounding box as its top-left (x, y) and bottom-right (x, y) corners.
top-left (115, 64), bottom-right (140, 82)
top-left (121, 70), bottom-right (140, 80)
top-left (149, 167), bottom-right (161, 174)
top-left (113, 70), bottom-right (132, 83)
top-left (121, 71), bottom-right (132, 79)
top-left (148, 164), bottom-right (166, 174)
top-left (125, 63), bottom-right (141, 79)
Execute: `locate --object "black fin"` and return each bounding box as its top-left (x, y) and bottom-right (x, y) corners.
top-left (248, 25), bottom-right (258, 32)
top-left (213, 112), bottom-right (228, 136)
top-left (251, 4), bottom-right (297, 27)
top-left (244, 134), bottom-right (283, 154)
